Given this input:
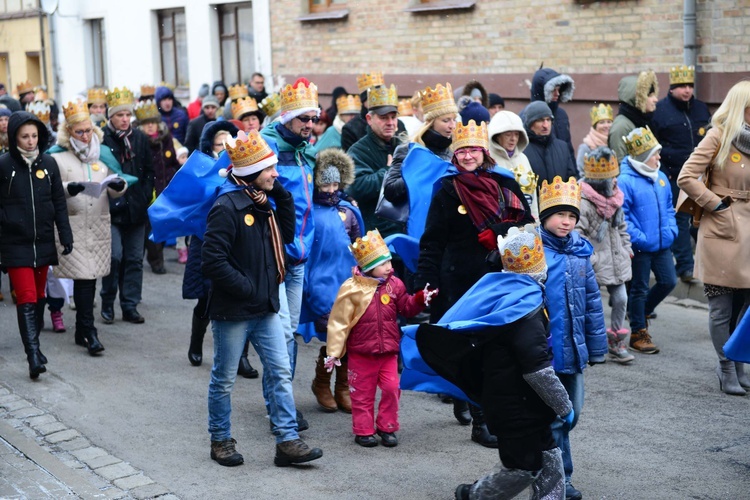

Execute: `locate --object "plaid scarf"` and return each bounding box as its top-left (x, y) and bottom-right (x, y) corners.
top-left (107, 122), bottom-right (134, 163)
top-left (452, 167), bottom-right (525, 231)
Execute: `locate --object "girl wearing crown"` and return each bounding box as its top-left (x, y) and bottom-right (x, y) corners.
top-left (577, 104), bottom-right (614, 177)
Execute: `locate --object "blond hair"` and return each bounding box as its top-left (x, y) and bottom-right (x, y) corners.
top-left (712, 80), bottom-right (750, 168)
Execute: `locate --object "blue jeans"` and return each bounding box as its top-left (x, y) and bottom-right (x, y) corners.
top-left (208, 313), bottom-right (298, 444)
top-left (275, 263), bottom-right (304, 379)
top-left (672, 212), bottom-right (695, 277)
top-left (100, 223), bottom-right (145, 312)
top-left (629, 248), bottom-right (677, 332)
top-left (550, 372), bottom-right (584, 482)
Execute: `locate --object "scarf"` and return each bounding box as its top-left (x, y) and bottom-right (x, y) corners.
top-left (19, 147), bottom-right (39, 167)
top-left (422, 128), bottom-right (453, 154)
top-left (107, 122), bottom-right (134, 163)
top-left (333, 114), bottom-right (345, 134)
top-left (580, 181), bottom-right (623, 220)
top-left (617, 102), bottom-right (651, 129)
top-left (313, 190), bottom-right (340, 207)
top-left (232, 174), bottom-right (286, 284)
top-left (582, 127), bottom-right (609, 150)
top-left (732, 123), bottom-right (750, 156)
top-left (452, 166), bottom-right (524, 231)
top-left (628, 158), bottom-right (660, 181)
top-left (70, 133), bottom-right (101, 164)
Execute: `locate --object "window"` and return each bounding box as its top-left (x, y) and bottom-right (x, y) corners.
top-left (85, 19), bottom-right (107, 88)
top-left (157, 8), bottom-right (189, 88)
top-left (0, 53), bottom-right (9, 89)
top-left (218, 2), bottom-right (254, 85)
top-left (25, 52), bottom-right (40, 86)
top-left (309, 0), bottom-right (347, 14)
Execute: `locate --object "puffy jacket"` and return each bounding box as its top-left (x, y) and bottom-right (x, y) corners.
top-left (199, 120), bottom-right (239, 157)
top-left (155, 86), bottom-right (189, 144)
top-left (530, 67), bottom-right (575, 163)
top-left (524, 129), bottom-right (578, 185)
top-left (0, 112), bottom-right (73, 268)
top-left (540, 227), bottom-right (607, 374)
top-left (618, 158), bottom-right (678, 252)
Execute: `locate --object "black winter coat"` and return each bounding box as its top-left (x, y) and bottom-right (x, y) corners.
top-left (340, 108), bottom-right (407, 152)
top-left (524, 130), bottom-right (578, 185)
top-left (530, 67), bottom-right (576, 165)
top-left (199, 121), bottom-right (239, 157)
top-left (415, 173), bottom-right (534, 322)
top-left (202, 181), bottom-right (295, 321)
top-left (147, 124), bottom-right (180, 196)
top-left (0, 112), bottom-right (73, 268)
top-left (184, 113), bottom-right (215, 155)
top-left (102, 125), bottom-right (155, 226)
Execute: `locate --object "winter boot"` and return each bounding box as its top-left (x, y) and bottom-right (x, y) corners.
top-left (311, 346), bottom-right (337, 412)
top-left (188, 313), bottom-right (209, 366)
top-left (716, 360), bottom-right (746, 396)
top-left (607, 328), bottom-right (635, 364)
top-left (469, 404), bottom-right (498, 448)
top-left (736, 363), bottom-right (750, 389)
top-left (177, 247), bottom-right (188, 264)
top-left (210, 438), bottom-right (244, 467)
top-left (630, 328), bottom-right (659, 354)
top-left (17, 303), bottom-right (46, 379)
top-left (31, 302), bottom-right (47, 365)
top-left (462, 466), bottom-right (536, 500)
top-left (274, 438), bottom-right (323, 467)
top-left (237, 340), bottom-right (259, 378)
top-left (85, 327), bottom-right (105, 356)
top-left (51, 310), bottom-right (66, 333)
top-left (334, 356), bottom-right (352, 413)
top-left (453, 400), bottom-right (472, 425)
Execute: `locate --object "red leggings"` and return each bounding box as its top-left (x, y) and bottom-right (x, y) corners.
top-left (7, 266), bottom-right (48, 305)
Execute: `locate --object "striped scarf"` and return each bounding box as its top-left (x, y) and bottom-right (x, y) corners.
top-left (233, 175), bottom-right (286, 284)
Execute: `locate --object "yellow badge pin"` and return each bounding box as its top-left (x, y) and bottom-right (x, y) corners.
top-left (381, 294), bottom-right (391, 305)
top-left (457, 205), bottom-right (467, 215)
top-left (35, 170), bottom-right (45, 179)
top-left (244, 214), bottom-right (255, 226)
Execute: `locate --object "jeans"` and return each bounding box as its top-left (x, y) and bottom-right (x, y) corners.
top-left (606, 284), bottom-right (628, 332)
top-left (550, 372), bottom-right (584, 482)
top-left (208, 313), bottom-right (298, 444)
top-left (628, 248), bottom-right (677, 332)
top-left (275, 262), bottom-right (304, 379)
top-left (101, 223), bottom-right (146, 312)
top-left (672, 212), bottom-right (695, 277)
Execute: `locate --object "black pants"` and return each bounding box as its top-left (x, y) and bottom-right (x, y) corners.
top-left (74, 279), bottom-right (97, 333)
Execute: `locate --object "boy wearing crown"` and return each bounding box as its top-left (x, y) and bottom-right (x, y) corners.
top-left (202, 130), bottom-right (323, 467)
top-left (325, 229), bottom-right (435, 448)
top-left (538, 175), bottom-right (607, 500)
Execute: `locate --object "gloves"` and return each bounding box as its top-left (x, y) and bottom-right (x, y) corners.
top-left (414, 284), bottom-right (439, 307)
top-left (67, 182), bottom-right (85, 197)
top-left (62, 243), bottom-right (73, 255)
top-left (563, 409), bottom-right (575, 429)
top-left (108, 178), bottom-right (126, 192)
top-left (268, 180), bottom-right (287, 198)
top-left (477, 228), bottom-right (496, 251)
top-left (324, 356), bottom-right (341, 373)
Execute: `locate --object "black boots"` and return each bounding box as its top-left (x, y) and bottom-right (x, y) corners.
top-left (237, 339), bottom-right (259, 378)
top-left (469, 404), bottom-right (498, 448)
top-left (74, 280), bottom-right (104, 356)
top-left (188, 312), bottom-right (210, 366)
top-left (17, 303), bottom-right (47, 379)
top-left (453, 400), bottom-right (472, 426)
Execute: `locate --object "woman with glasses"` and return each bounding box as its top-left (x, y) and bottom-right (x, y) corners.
top-left (48, 100), bottom-right (127, 355)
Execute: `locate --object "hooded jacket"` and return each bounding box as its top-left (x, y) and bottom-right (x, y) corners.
top-left (145, 121), bottom-right (180, 196)
top-left (524, 128), bottom-right (578, 185)
top-left (608, 72), bottom-right (659, 160)
top-left (530, 68), bottom-right (575, 163)
top-left (199, 120), bottom-right (239, 157)
top-left (155, 86), bottom-right (189, 144)
top-left (0, 112), bottom-right (73, 267)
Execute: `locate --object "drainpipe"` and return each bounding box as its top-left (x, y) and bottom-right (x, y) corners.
top-left (683, 0), bottom-right (697, 90)
top-left (48, 12), bottom-right (62, 100)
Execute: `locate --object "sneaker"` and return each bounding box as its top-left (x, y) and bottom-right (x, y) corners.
top-left (376, 430), bottom-right (398, 447)
top-left (630, 328), bottom-right (660, 354)
top-left (354, 435), bottom-right (378, 447)
top-left (565, 481), bottom-right (583, 500)
top-left (274, 438), bottom-right (323, 466)
top-left (607, 328), bottom-right (635, 364)
top-left (177, 248), bottom-right (188, 264)
top-left (50, 311), bottom-right (66, 333)
top-left (210, 438), bottom-right (244, 466)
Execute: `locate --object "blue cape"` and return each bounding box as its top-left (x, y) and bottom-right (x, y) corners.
top-left (725, 309), bottom-right (750, 363)
top-left (400, 272), bottom-right (544, 400)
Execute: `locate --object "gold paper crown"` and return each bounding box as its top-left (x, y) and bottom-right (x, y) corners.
top-left (134, 100), bottom-right (160, 123)
top-left (357, 72), bottom-right (384, 93)
top-left (106, 87), bottom-right (135, 109)
top-left (498, 225), bottom-right (547, 276)
top-left (16, 80), bottom-right (33, 95)
top-left (224, 129), bottom-right (275, 168)
top-left (259, 93), bottom-right (281, 118)
top-left (26, 101), bottom-right (50, 124)
top-left (583, 152), bottom-right (619, 180)
top-left (624, 126), bottom-right (660, 158)
top-left (158, 81), bottom-right (175, 91)
top-left (398, 99), bottom-right (413, 116)
top-left (228, 84), bottom-right (249, 101)
top-left (34, 89), bottom-right (48, 102)
top-left (87, 88), bottom-right (107, 105)
top-left (590, 104), bottom-right (613, 126)
top-left (368, 84), bottom-right (398, 109)
top-left (669, 65), bottom-right (695, 86)
top-left (232, 96), bottom-right (259, 119)
top-left (539, 176), bottom-right (581, 215)
top-left (515, 168), bottom-right (539, 195)
top-left (420, 83), bottom-right (458, 121)
top-left (280, 80), bottom-right (318, 113)
top-left (63, 100), bottom-right (90, 125)
top-left (452, 119), bottom-right (489, 151)
top-left (336, 94), bottom-right (361, 115)
top-left (140, 84), bottom-right (156, 97)
top-left (348, 229), bottom-right (392, 273)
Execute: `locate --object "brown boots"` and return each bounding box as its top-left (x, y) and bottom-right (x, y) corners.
top-left (311, 346), bottom-right (351, 413)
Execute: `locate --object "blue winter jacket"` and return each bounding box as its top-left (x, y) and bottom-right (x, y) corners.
top-left (261, 123), bottom-right (317, 264)
top-left (540, 227), bottom-right (607, 374)
top-left (155, 86), bottom-right (189, 144)
top-left (617, 158), bottom-right (678, 253)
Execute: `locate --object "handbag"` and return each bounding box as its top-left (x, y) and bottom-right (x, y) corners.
top-left (675, 142), bottom-right (719, 227)
top-left (374, 172), bottom-right (409, 224)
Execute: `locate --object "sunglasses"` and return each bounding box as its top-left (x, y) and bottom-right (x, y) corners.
top-left (296, 115), bottom-right (320, 124)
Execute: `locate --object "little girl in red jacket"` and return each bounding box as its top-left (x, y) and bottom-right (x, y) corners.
top-left (326, 229), bottom-right (437, 448)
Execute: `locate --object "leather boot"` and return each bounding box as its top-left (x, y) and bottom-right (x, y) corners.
top-left (453, 400), bottom-right (472, 425)
top-left (311, 346), bottom-right (337, 412)
top-left (31, 301), bottom-right (48, 365)
top-left (736, 363), bottom-right (750, 389)
top-left (717, 360), bottom-right (746, 396)
top-left (17, 303), bottom-right (46, 379)
top-left (85, 327), bottom-right (105, 356)
top-left (188, 312), bottom-right (209, 366)
top-left (237, 340), bottom-right (259, 378)
top-left (469, 404), bottom-right (498, 448)
top-left (334, 356), bottom-right (352, 413)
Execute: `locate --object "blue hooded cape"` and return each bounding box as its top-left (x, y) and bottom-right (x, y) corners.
top-left (725, 311), bottom-right (750, 363)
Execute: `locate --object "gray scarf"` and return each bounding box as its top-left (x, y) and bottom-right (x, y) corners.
top-left (732, 124), bottom-right (750, 156)
top-left (629, 157), bottom-right (660, 181)
top-left (19, 147), bottom-right (39, 167)
top-left (70, 132), bottom-right (101, 164)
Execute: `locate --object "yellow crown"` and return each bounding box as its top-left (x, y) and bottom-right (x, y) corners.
top-left (336, 94), bottom-right (361, 115)
top-left (140, 84), bottom-right (156, 97)
top-left (63, 100), bottom-right (90, 125)
top-left (624, 126), bottom-right (660, 158)
top-left (134, 100), bottom-right (160, 123)
top-left (590, 103), bottom-right (613, 127)
top-left (26, 101), bottom-right (50, 124)
top-left (224, 129), bottom-right (275, 168)
top-left (259, 93), bottom-right (281, 118)
top-left (420, 83), bottom-right (458, 121)
top-left (452, 119), bottom-right (489, 151)
top-left (34, 89), bottom-right (49, 102)
top-left (498, 225), bottom-right (547, 276)
top-left (368, 84), bottom-right (398, 109)
top-left (357, 72), bottom-right (384, 93)
top-left (232, 96), bottom-right (259, 119)
top-left (16, 80), bottom-right (33, 95)
top-left (158, 81), bottom-right (175, 90)
top-left (348, 229), bottom-right (392, 273)
top-left (106, 87), bottom-right (135, 110)
top-left (514, 168), bottom-right (539, 195)
top-left (583, 151), bottom-right (619, 180)
top-left (280, 80), bottom-right (318, 113)
top-left (87, 88), bottom-right (107, 105)
top-left (398, 99), bottom-right (413, 116)
top-left (669, 65), bottom-right (694, 86)
top-left (539, 176), bottom-right (581, 215)
top-left (228, 84), bottom-right (249, 101)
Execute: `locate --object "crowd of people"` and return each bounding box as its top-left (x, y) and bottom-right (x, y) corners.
top-left (1, 66), bottom-right (749, 500)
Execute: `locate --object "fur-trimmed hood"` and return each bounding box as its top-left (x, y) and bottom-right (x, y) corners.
top-left (56, 121), bottom-right (105, 151)
top-left (531, 67), bottom-right (575, 104)
top-left (314, 148), bottom-right (355, 189)
top-left (618, 71), bottom-right (658, 114)
top-left (459, 80), bottom-right (489, 108)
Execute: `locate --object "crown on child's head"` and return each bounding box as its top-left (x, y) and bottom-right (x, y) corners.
top-left (583, 149), bottom-right (619, 180)
top-left (232, 97), bottom-right (260, 120)
top-left (539, 176), bottom-right (581, 215)
top-left (590, 104), bottom-right (613, 127)
top-left (497, 224), bottom-right (547, 277)
top-left (357, 72), bottom-right (384, 93)
top-left (349, 229), bottom-right (392, 273)
top-left (623, 126), bottom-right (660, 158)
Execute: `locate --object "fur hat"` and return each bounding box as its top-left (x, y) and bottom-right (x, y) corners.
top-left (314, 148), bottom-right (355, 189)
top-left (523, 101), bottom-right (554, 129)
top-left (460, 80), bottom-right (489, 108)
top-left (635, 70), bottom-right (659, 114)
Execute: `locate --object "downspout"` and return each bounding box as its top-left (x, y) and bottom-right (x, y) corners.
top-left (683, 0), bottom-right (697, 90)
top-left (48, 12), bottom-right (62, 101)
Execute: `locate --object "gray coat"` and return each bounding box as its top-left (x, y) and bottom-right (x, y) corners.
top-left (576, 197), bottom-right (632, 286)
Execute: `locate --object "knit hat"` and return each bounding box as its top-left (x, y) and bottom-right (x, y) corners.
top-left (488, 93), bottom-right (505, 108)
top-left (497, 224), bottom-right (547, 284)
top-left (319, 166), bottom-right (340, 185)
top-left (202, 95), bottom-right (220, 109)
top-left (219, 130), bottom-right (278, 178)
top-left (0, 107), bottom-right (11, 118)
top-left (198, 84), bottom-right (210, 98)
top-left (279, 78), bottom-right (319, 125)
top-left (523, 101), bottom-right (553, 129)
top-left (314, 148), bottom-right (355, 189)
top-left (539, 176), bottom-right (581, 222)
top-left (460, 101), bottom-right (490, 125)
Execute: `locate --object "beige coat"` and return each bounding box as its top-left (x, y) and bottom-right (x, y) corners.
top-left (50, 126), bottom-right (127, 280)
top-left (677, 127), bottom-right (750, 288)
top-left (576, 198), bottom-right (632, 286)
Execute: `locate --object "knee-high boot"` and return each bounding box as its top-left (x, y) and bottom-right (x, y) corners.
top-left (188, 312), bottom-right (210, 366)
top-left (75, 280), bottom-right (103, 356)
top-left (708, 296), bottom-right (746, 395)
top-left (334, 355), bottom-right (352, 413)
top-left (237, 339), bottom-right (259, 378)
top-left (17, 303), bottom-right (46, 379)
top-left (470, 404), bottom-right (498, 448)
top-left (34, 301), bottom-right (48, 364)
top-left (311, 346), bottom-right (337, 412)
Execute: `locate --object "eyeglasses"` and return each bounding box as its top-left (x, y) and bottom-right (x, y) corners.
top-left (296, 115), bottom-right (320, 124)
top-left (73, 128), bottom-right (94, 137)
top-left (454, 148), bottom-right (483, 158)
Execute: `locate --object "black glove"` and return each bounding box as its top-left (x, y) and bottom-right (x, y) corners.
top-left (67, 182), bottom-right (85, 197)
top-left (268, 180), bottom-right (288, 198)
top-left (62, 243), bottom-right (73, 255)
top-left (108, 178), bottom-right (126, 192)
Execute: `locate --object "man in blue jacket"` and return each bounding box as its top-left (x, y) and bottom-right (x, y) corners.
top-left (155, 85), bottom-right (189, 144)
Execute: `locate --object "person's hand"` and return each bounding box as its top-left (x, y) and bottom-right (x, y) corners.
top-left (563, 408), bottom-right (575, 429)
top-left (478, 228), bottom-right (496, 251)
top-left (324, 356), bottom-right (340, 373)
top-left (67, 182), bottom-right (85, 196)
top-left (414, 284), bottom-right (439, 307)
top-left (62, 243), bottom-right (73, 255)
top-left (267, 180), bottom-right (287, 198)
top-left (387, 154), bottom-right (393, 167)
top-left (108, 178), bottom-right (126, 192)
